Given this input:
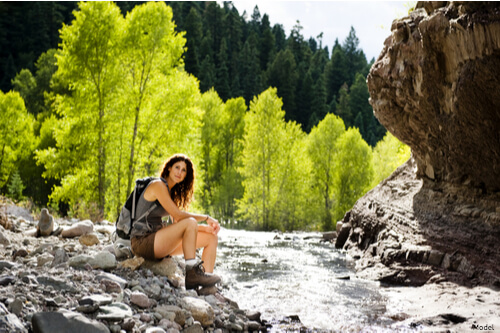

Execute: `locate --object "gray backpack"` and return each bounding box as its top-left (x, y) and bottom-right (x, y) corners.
top-left (115, 177), bottom-right (167, 239)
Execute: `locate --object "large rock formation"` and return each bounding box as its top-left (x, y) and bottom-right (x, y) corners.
top-left (369, 1), bottom-right (500, 190)
top-left (337, 1), bottom-right (500, 287)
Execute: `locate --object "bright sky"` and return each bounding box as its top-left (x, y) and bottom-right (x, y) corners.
top-left (230, 1), bottom-right (410, 61)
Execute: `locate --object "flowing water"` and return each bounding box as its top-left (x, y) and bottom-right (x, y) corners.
top-left (216, 228), bottom-right (398, 332)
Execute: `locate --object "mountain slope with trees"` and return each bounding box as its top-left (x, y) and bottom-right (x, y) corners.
top-left (0, 1), bottom-right (409, 231)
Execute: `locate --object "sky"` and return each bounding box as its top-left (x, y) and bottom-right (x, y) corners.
top-left (229, 1), bottom-right (411, 61)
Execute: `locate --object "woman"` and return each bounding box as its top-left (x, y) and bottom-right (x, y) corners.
top-left (129, 153), bottom-right (221, 293)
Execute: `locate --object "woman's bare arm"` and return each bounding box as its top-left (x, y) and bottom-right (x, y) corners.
top-left (144, 180), bottom-right (218, 231)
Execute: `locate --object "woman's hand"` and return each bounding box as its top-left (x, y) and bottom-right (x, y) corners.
top-left (200, 216), bottom-right (220, 235)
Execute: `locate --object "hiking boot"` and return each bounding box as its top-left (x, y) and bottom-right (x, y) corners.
top-left (185, 261), bottom-right (221, 290)
top-left (197, 285), bottom-right (218, 296)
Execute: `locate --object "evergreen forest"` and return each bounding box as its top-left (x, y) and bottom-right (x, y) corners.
top-left (0, 1), bottom-right (410, 231)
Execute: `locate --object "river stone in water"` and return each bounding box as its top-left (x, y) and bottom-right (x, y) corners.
top-left (32, 311), bottom-right (109, 333)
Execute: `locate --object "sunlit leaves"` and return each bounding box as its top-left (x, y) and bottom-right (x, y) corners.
top-left (0, 91), bottom-right (34, 188)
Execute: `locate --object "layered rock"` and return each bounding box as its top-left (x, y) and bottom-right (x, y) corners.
top-left (368, 1), bottom-right (500, 190)
top-left (338, 1), bottom-right (500, 287)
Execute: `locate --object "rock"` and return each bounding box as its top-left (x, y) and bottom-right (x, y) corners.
top-left (0, 228), bottom-right (10, 246)
top-left (31, 311), bottom-right (110, 333)
top-left (181, 297), bottom-right (214, 327)
top-left (79, 294), bottom-right (113, 307)
top-left (79, 233), bottom-right (100, 246)
top-left (118, 256), bottom-right (144, 271)
top-left (0, 313), bottom-right (27, 333)
top-left (0, 275), bottom-right (16, 286)
top-left (61, 220), bottom-right (94, 238)
top-left (37, 253), bottom-right (54, 267)
top-left (36, 208), bottom-right (54, 237)
top-left (95, 272), bottom-right (127, 288)
top-left (51, 247), bottom-right (69, 267)
top-left (90, 251), bottom-right (117, 270)
top-left (113, 238), bottom-right (133, 260)
top-left (130, 291), bottom-right (150, 308)
top-left (141, 257), bottom-right (184, 285)
top-left (335, 222), bottom-right (351, 249)
top-left (426, 250), bottom-right (444, 266)
top-left (368, 2), bottom-right (500, 191)
top-left (156, 305), bottom-right (185, 326)
top-left (8, 299), bottom-right (24, 316)
top-left (37, 276), bottom-right (78, 292)
top-left (97, 302), bottom-right (133, 321)
top-left (182, 322), bottom-right (203, 333)
top-left (322, 232), bottom-right (337, 242)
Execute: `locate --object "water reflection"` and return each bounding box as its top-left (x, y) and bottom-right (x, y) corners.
top-left (216, 228), bottom-right (397, 331)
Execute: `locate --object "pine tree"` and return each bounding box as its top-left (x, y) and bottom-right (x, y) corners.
top-left (184, 7), bottom-right (202, 77)
top-left (325, 40), bottom-right (348, 105)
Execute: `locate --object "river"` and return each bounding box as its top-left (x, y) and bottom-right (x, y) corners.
top-left (215, 228), bottom-right (399, 332)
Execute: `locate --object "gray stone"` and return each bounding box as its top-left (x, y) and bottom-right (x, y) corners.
top-left (95, 272), bottom-right (128, 288)
top-left (181, 297), bottom-right (214, 327)
top-left (335, 223), bottom-right (351, 249)
top-left (32, 311), bottom-right (109, 333)
top-left (156, 305), bottom-right (185, 326)
top-left (61, 220), bottom-right (94, 238)
top-left (130, 291), bottom-right (150, 308)
top-left (426, 250), bottom-right (444, 266)
top-left (79, 294), bottom-right (113, 307)
top-left (37, 208), bottom-right (54, 237)
top-left (8, 299), bottom-right (24, 316)
top-left (37, 253), bottom-right (54, 267)
top-left (181, 322), bottom-right (203, 333)
top-left (0, 313), bottom-right (27, 333)
top-left (97, 302), bottom-right (133, 321)
top-left (36, 276), bottom-right (77, 292)
top-left (0, 229), bottom-right (10, 246)
top-left (89, 251), bottom-right (117, 270)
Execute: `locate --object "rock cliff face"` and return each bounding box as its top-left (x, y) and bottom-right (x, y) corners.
top-left (337, 1), bottom-right (500, 287)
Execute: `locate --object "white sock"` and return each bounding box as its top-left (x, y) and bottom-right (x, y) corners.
top-left (185, 258), bottom-right (197, 269)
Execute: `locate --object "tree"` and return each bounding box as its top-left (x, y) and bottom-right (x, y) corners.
top-left (238, 88), bottom-right (286, 230)
top-left (0, 90), bottom-right (34, 189)
top-left (371, 132), bottom-right (411, 187)
top-left (325, 40), bottom-right (348, 104)
top-left (333, 128), bottom-right (373, 221)
top-left (307, 114), bottom-right (345, 230)
top-left (342, 27), bottom-right (368, 86)
top-left (266, 49), bottom-right (298, 118)
top-left (184, 7), bottom-right (202, 76)
top-left (335, 83), bottom-right (352, 127)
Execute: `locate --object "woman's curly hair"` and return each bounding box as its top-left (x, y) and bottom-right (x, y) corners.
top-left (159, 154), bottom-right (195, 211)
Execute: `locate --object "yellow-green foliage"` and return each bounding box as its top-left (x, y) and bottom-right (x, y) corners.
top-left (371, 132), bottom-right (411, 187)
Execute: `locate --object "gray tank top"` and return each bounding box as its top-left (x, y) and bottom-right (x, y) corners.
top-left (129, 178), bottom-right (170, 238)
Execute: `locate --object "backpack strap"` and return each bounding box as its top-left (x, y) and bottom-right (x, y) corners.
top-left (136, 177), bottom-right (170, 225)
top-left (131, 185), bottom-right (138, 220)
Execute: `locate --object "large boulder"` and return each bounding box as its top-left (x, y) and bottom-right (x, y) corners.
top-left (342, 1), bottom-right (500, 287)
top-left (368, 2), bottom-right (500, 191)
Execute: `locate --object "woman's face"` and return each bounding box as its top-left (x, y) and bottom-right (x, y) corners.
top-left (168, 161), bottom-right (187, 184)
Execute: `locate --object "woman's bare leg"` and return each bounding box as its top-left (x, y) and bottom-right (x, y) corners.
top-left (154, 217), bottom-right (198, 259)
top-left (170, 230), bottom-right (218, 272)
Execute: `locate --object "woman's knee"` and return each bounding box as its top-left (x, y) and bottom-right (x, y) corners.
top-left (181, 217), bottom-right (198, 232)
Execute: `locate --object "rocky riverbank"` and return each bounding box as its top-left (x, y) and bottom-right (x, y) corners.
top-left (332, 1), bottom-right (500, 331)
top-left (0, 198), bottom-right (267, 333)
